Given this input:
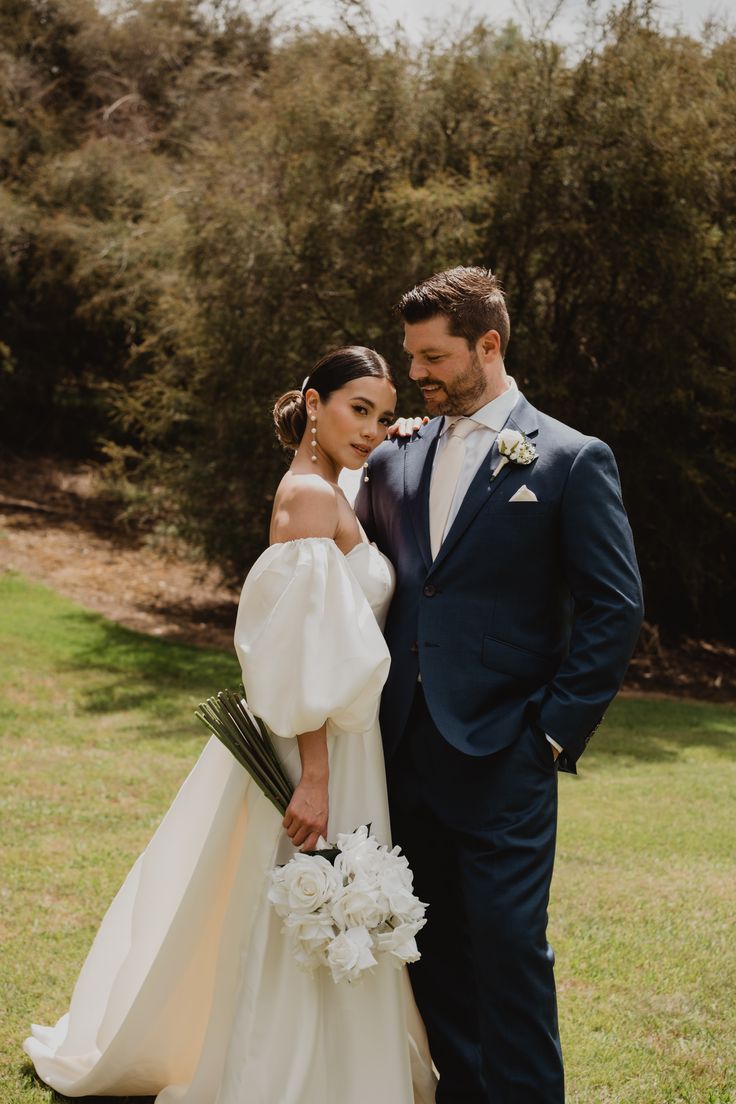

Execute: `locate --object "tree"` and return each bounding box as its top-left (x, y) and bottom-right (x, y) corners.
top-left (1, 0), bottom-right (734, 638)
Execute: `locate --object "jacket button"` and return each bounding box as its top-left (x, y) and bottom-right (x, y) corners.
top-left (423, 583), bottom-right (437, 597)
top-left (410, 641), bottom-right (418, 653)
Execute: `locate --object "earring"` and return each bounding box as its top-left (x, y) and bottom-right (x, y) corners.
top-left (310, 413), bottom-right (318, 463)
top-left (363, 462), bottom-right (369, 483)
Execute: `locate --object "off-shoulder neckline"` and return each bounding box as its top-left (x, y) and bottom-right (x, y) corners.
top-left (267, 536), bottom-right (373, 559)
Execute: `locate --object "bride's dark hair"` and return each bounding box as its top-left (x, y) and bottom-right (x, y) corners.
top-left (273, 346), bottom-right (395, 450)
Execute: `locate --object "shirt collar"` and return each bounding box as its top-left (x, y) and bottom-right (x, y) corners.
top-left (440, 377), bottom-right (520, 437)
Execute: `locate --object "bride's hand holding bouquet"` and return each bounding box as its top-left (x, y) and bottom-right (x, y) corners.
top-left (282, 725), bottom-right (330, 853)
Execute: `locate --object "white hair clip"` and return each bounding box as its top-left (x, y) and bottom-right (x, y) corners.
top-left (301, 376), bottom-right (310, 394)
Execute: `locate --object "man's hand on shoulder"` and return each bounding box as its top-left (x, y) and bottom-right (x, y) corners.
top-left (387, 415), bottom-right (429, 438)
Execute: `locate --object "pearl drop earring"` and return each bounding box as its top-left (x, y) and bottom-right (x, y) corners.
top-left (363, 462), bottom-right (369, 483)
top-left (310, 413), bottom-right (318, 463)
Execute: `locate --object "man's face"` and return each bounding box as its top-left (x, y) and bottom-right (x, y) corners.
top-left (403, 315), bottom-right (489, 417)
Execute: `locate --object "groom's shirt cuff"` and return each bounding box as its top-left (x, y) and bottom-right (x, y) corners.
top-left (545, 733), bottom-right (563, 753)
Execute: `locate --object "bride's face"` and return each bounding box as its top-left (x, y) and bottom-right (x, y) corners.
top-left (310, 377), bottom-right (397, 470)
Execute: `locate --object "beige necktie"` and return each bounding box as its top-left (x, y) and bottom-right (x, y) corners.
top-left (429, 417), bottom-right (477, 558)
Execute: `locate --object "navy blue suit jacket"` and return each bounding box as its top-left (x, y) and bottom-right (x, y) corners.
top-left (355, 394), bottom-right (644, 772)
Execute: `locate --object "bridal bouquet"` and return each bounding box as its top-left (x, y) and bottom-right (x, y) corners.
top-left (195, 689), bottom-right (427, 985)
top-left (268, 825), bottom-right (427, 984)
top-left (195, 688), bottom-right (293, 813)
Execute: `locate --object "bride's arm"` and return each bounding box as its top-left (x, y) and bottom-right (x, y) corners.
top-left (270, 474), bottom-right (339, 543)
top-left (271, 479), bottom-right (339, 850)
top-left (283, 727), bottom-right (330, 852)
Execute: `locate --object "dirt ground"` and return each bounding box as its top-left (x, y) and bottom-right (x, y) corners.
top-left (1, 455), bottom-right (735, 701)
top-left (0, 456), bottom-right (239, 650)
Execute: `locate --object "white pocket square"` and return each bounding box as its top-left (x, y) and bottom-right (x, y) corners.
top-left (508, 485), bottom-right (538, 502)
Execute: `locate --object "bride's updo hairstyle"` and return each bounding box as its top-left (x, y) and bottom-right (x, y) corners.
top-left (273, 346), bottom-right (395, 450)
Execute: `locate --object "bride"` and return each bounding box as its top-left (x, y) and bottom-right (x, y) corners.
top-left (24, 346), bottom-right (437, 1103)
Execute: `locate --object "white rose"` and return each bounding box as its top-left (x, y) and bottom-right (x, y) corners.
top-left (493, 428), bottom-right (537, 477)
top-left (381, 851), bottom-right (414, 887)
top-left (331, 878), bottom-right (389, 931)
top-left (389, 935), bottom-right (421, 965)
top-left (375, 921), bottom-right (425, 965)
top-left (276, 854), bottom-right (340, 916)
top-left (335, 845), bottom-right (385, 882)
top-left (379, 866), bottom-right (426, 923)
top-left (380, 851), bottom-right (413, 886)
top-left (497, 428), bottom-right (524, 455)
top-left (336, 825), bottom-right (374, 852)
top-left (385, 844), bottom-right (412, 868)
top-left (283, 908), bottom-right (336, 949)
top-left (336, 826), bottom-right (380, 860)
top-left (388, 890), bottom-right (426, 924)
top-left (326, 926), bottom-right (378, 984)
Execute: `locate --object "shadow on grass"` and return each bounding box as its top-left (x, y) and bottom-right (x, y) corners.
top-left (587, 696), bottom-right (736, 764)
top-left (6, 571), bottom-right (735, 760)
top-left (58, 611), bottom-right (736, 757)
top-left (61, 610), bottom-right (736, 764)
top-left (56, 608), bottom-right (241, 721)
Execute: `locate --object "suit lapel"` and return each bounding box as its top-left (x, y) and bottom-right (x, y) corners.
top-left (430, 394), bottom-right (540, 574)
top-left (485, 395), bottom-right (540, 496)
top-left (405, 420), bottom-right (441, 572)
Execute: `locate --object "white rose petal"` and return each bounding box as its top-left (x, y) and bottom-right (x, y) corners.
top-left (326, 925), bottom-right (378, 984)
top-left (495, 428), bottom-right (537, 472)
top-left (335, 827), bottom-right (395, 883)
top-left (391, 936), bottom-right (421, 964)
top-left (378, 865), bottom-right (425, 923)
top-left (336, 825), bottom-right (379, 852)
top-left (376, 919), bottom-right (426, 947)
top-left (388, 890), bottom-right (426, 924)
top-left (381, 861), bottom-right (415, 891)
top-left (331, 880), bottom-right (389, 930)
top-left (335, 846), bottom-right (385, 881)
top-left (497, 428), bottom-right (523, 454)
top-left (386, 844), bottom-right (411, 866)
top-left (375, 921), bottom-right (425, 965)
top-left (283, 908), bottom-right (336, 947)
top-left (278, 854), bottom-right (340, 916)
top-left (335, 827), bottom-right (381, 870)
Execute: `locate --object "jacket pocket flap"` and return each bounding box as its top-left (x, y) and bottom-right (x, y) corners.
top-left (481, 635), bottom-right (555, 680)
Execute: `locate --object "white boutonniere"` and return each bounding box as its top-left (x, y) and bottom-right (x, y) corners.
top-left (492, 428), bottom-right (538, 479)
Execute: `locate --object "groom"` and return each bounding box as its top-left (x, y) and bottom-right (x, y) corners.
top-left (355, 267), bottom-right (643, 1103)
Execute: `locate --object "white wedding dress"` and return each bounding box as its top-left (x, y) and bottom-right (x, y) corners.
top-left (24, 537), bottom-right (437, 1103)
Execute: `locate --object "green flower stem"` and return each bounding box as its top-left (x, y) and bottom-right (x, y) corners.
top-left (195, 690), bottom-right (295, 815)
top-left (226, 689), bottom-right (293, 792)
top-left (219, 690), bottom-right (287, 792)
top-left (195, 702), bottom-right (285, 811)
top-left (220, 693), bottom-right (294, 810)
top-left (197, 711), bottom-right (287, 813)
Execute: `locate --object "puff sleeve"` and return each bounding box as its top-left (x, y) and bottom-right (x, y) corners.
top-left (234, 538), bottom-right (391, 739)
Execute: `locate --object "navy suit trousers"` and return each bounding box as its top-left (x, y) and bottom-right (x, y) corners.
top-left (388, 687), bottom-right (565, 1104)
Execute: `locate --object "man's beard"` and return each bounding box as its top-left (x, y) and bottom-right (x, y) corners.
top-left (420, 350), bottom-right (487, 416)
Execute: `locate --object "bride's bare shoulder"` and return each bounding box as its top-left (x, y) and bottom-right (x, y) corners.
top-left (270, 473), bottom-right (340, 542)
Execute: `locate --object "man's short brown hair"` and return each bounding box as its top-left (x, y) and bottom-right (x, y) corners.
top-left (396, 266), bottom-right (510, 356)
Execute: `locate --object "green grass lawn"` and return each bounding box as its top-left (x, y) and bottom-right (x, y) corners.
top-left (1, 571), bottom-right (734, 1104)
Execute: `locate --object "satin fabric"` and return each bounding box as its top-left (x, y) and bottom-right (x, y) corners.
top-left (24, 538), bottom-right (437, 1103)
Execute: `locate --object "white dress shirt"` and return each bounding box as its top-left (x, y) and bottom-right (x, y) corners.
top-left (430, 377), bottom-right (520, 545)
top-left (428, 378), bottom-right (562, 757)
